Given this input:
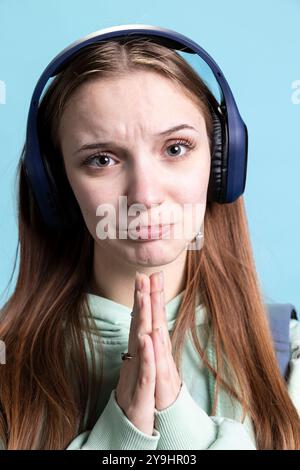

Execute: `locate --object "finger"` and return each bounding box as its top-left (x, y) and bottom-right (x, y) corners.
top-left (150, 272), bottom-right (171, 351)
top-left (133, 334), bottom-right (156, 404)
top-left (149, 272), bottom-right (163, 330)
top-left (151, 326), bottom-right (182, 412)
top-left (149, 274), bottom-right (169, 378)
top-left (135, 273), bottom-right (152, 335)
top-left (128, 273), bottom-right (151, 357)
top-left (128, 273), bottom-right (143, 357)
top-left (152, 326), bottom-right (168, 369)
top-left (159, 284), bottom-right (172, 352)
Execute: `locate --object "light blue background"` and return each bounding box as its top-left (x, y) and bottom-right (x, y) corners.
top-left (0, 0), bottom-right (299, 311)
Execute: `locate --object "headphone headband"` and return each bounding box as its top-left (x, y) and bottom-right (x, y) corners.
top-left (22, 24), bottom-right (248, 231)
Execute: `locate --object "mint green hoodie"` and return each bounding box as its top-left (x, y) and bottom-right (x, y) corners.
top-left (65, 291), bottom-right (300, 450)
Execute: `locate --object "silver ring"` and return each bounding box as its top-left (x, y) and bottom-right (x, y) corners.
top-left (121, 352), bottom-right (133, 361)
top-left (130, 310), bottom-right (134, 317)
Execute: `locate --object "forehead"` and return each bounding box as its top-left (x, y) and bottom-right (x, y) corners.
top-left (59, 71), bottom-right (206, 135)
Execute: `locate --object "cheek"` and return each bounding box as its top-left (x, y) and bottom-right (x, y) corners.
top-left (174, 154), bottom-right (210, 204)
top-left (172, 155), bottom-right (210, 235)
top-left (182, 172), bottom-right (209, 201)
top-left (66, 175), bottom-right (108, 223)
top-left (75, 182), bottom-right (121, 233)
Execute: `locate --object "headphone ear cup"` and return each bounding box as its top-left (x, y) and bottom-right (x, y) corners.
top-left (42, 155), bottom-right (61, 208)
top-left (42, 151), bottom-right (82, 230)
top-left (207, 107), bottom-right (225, 203)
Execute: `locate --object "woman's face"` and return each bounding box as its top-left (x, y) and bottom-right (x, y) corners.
top-left (58, 71), bottom-right (211, 267)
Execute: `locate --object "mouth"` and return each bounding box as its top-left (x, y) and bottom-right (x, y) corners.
top-left (126, 224), bottom-right (173, 241)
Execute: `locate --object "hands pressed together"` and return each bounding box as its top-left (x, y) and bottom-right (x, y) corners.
top-left (115, 271), bottom-right (182, 436)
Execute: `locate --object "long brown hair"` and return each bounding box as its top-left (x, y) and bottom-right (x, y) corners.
top-left (0, 37), bottom-right (299, 449)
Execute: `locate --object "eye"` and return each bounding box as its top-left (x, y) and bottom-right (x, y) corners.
top-left (81, 137), bottom-right (196, 170)
top-left (165, 138), bottom-right (195, 158)
top-left (81, 153), bottom-right (115, 169)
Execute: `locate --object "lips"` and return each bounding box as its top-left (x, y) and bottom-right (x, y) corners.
top-left (138, 224), bottom-right (168, 229)
top-left (127, 224), bottom-right (172, 240)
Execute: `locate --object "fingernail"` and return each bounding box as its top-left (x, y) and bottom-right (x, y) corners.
top-left (159, 270), bottom-right (164, 287)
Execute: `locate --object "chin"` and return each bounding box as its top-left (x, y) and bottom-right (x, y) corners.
top-left (115, 238), bottom-right (187, 267)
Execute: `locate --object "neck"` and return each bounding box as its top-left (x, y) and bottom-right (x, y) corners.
top-left (89, 242), bottom-right (188, 310)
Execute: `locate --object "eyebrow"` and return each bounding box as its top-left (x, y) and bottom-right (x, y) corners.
top-left (74, 124), bottom-right (199, 155)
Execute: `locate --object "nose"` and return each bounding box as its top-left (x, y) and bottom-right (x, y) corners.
top-left (126, 156), bottom-right (165, 211)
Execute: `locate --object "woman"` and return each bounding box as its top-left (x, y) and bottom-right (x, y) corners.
top-left (0, 34), bottom-right (299, 450)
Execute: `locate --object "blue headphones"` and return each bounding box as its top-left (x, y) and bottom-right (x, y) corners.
top-left (22, 24), bottom-right (248, 231)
